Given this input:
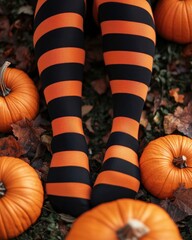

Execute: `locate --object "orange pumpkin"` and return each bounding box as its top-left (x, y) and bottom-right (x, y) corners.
top-left (0, 156), bottom-right (44, 239)
top-left (140, 134), bottom-right (192, 199)
top-left (66, 198), bottom-right (182, 240)
top-left (154, 0), bottom-right (192, 44)
top-left (0, 61), bottom-right (39, 132)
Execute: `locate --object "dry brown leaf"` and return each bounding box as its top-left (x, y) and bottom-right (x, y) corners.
top-left (91, 78), bottom-right (108, 95)
top-left (163, 114), bottom-right (180, 134)
top-left (0, 15), bottom-right (11, 42)
top-left (172, 184), bottom-right (192, 215)
top-left (169, 88), bottom-right (184, 103)
top-left (82, 105), bottom-right (93, 117)
top-left (15, 45), bottom-right (32, 70)
top-left (163, 101), bottom-right (192, 137)
top-left (140, 111), bottom-right (148, 128)
top-left (182, 43), bottom-right (192, 57)
top-left (41, 134), bottom-right (52, 153)
top-left (160, 199), bottom-right (188, 223)
top-left (11, 118), bottom-right (46, 156)
top-left (160, 184), bottom-right (192, 222)
top-left (0, 135), bottom-right (24, 157)
top-left (85, 118), bottom-right (94, 133)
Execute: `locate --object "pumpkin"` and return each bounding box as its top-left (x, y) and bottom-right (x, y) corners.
top-left (0, 156), bottom-right (44, 239)
top-left (140, 134), bottom-right (192, 199)
top-left (154, 0), bottom-right (192, 44)
top-left (0, 61), bottom-right (39, 132)
top-left (66, 198), bottom-right (182, 240)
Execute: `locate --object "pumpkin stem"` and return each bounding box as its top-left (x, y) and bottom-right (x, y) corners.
top-left (0, 182), bottom-right (6, 198)
top-left (117, 219), bottom-right (150, 240)
top-left (173, 155), bottom-right (187, 169)
top-left (0, 61), bottom-right (11, 97)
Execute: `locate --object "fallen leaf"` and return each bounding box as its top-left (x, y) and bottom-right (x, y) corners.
top-left (82, 105), bottom-right (93, 117)
top-left (169, 88), bottom-right (184, 103)
top-left (91, 78), bottom-right (108, 95)
top-left (160, 198), bottom-right (188, 223)
top-left (182, 43), bottom-right (192, 58)
top-left (41, 134), bottom-right (52, 153)
top-left (140, 111), bottom-right (148, 128)
top-left (163, 114), bottom-right (180, 134)
top-left (0, 135), bottom-right (24, 157)
top-left (17, 5), bottom-right (33, 15)
top-left (15, 45), bottom-right (32, 70)
top-left (172, 184), bottom-right (192, 215)
top-left (0, 15), bottom-right (11, 42)
top-left (160, 184), bottom-right (192, 222)
top-left (11, 118), bottom-right (46, 158)
top-left (163, 101), bottom-right (192, 137)
top-left (85, 118), bottom-right (94, 133)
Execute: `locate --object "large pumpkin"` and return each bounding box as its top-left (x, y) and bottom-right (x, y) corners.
top-left (154, 0), bottom-right (192, 44)
top-left (140, 134), bottom-right (192, 199)
top-left (66, 198), bottom-right (182, 240)
top-left (0, 61), bottom-right (39, 132)
top-left (0, 156), bottom-right (44, 239)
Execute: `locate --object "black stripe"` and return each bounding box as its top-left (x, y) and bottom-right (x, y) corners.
top-left (112, 93), bottom-right (144, 121)
top-left (47, 166), bottom-right (91, 184)
top-left (98, 2), bottom-right (155, 29)
top-left (35, 27), bottom-right (84, 59)
top-left (51, 133), bottom-right (88, 154)
top-left (34, 0), bottom-right (85, 30)
top-left (106, 132), bottom-right (139, 152)
top-left (91, 184), bottom-right (137, 207)
top-left (103, 34), bottom-right (155, 57)
top-left (48, 195), bottom-right (90, 217)
top-left (40, 63), bottom-right (84, 90)
top-left (106, 64), bottom-right (152, 85)
top-left (48, 96), bottom-right (82, 120)
top-left (102, 158), bottom-right (140, 180)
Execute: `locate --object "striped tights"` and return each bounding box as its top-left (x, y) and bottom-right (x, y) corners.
top-left (33, 0), bottom-right (155, 217)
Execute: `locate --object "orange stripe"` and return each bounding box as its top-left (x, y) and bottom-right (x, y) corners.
top-left (34, 0), bottom-right (47, 17)
top-left (103, 145), bottom-right (138, 166)
top-left (52, 117), bottom-right (84, 136)
top-left (110, 80), bottom-right (148, 100)
top-left (50, 151), bottom-right (89, 169)
top-left (34, 13), bottom-right (83, 46)
top-left (94, 0), bottom-right (154, 23)
top-left (104, 51), bottom-right (153, 71)
top-left (94, 170), bottom-right (140, 191)
top-left (101, 21), bottom-right (156, 44)
top-left (46, 182), bottom-right (91, 199)
top-left (111, 117), bottom-right (139, 139)
top-left (38, 47), bottom-right (85, 74)
top-left (44, 81), bottom-right (82, 103)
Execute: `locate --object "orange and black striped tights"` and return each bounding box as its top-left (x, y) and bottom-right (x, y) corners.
top-left (33, 0), bottom-right (156, 217)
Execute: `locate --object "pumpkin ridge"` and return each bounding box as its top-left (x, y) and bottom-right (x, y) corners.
top-left (1, 197), bottom-right (30, 233)
top-left (184, 1), bottom-right (191, 39)
top-left (6, 94), bottom-right (37, 119)
top-left (157, 164), bottom-right (178, 198)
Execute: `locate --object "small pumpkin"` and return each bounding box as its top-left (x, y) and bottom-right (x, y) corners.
top-left (0, 156), bottom-right (44, 239)
top-left (140, 134), bottom-right (192, 199)
top-left (154, 0), bottom-right (192, 44)
top-left (66, 198), bottom-right (182, 240)
top-left (0, 61), bottom-right (39, 132)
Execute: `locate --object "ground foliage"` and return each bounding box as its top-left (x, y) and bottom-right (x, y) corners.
top-left (0, 0), bottom-right (192, 239)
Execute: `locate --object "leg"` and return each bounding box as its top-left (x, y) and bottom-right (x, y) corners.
top-left (91, 0), bottom-right (156, 206)
top-left (33, 0), bottom-right (91, 217)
